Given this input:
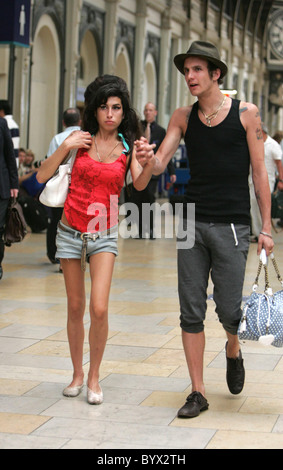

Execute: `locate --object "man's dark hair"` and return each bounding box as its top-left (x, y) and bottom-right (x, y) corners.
top-left (0, 100), bottom-right (12, 115)
top-left (207, 61), bottom-right (224, 85)
top-left (63, 108), bottom-right (81, 127)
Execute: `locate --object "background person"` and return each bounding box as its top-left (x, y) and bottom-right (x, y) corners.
top-left (131, 102), bottom-right (176, 238)
top-left (0, 117), bottom-right (19, 280)
top-left (0, 100), bottom-right (20, 165)
top-left (249, 123), bottom-right (283, 240)
top-left (45, 108), bottom-right (81, 268)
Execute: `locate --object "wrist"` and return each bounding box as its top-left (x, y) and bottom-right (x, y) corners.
top-left (259, 231), bottom-right (273, 239)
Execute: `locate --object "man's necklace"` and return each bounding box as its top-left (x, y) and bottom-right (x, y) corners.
top-left (199, 95), bottom-right (226, 127)
top-left (94, 135), bottom-right (120, 162)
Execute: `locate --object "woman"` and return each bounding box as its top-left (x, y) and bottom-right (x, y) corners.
top-left (37, 76), bottom-right (155, 404)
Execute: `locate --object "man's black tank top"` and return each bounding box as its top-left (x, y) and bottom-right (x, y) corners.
top-left (184, 98), bottom-right (250, 225)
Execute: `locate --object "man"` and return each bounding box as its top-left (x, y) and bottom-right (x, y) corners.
top-left (250, 123), bottom-right (283, 239)
top-left (131, 102), bottom-right (176, 238)
top-left (136, 41), bottom-right (274, 418)
top-left (0, 117), bottom-right (19, 280)
top-left (0, 100), bottom-right (20, 165)
top-left (45, 108), bottom-right (81, 267)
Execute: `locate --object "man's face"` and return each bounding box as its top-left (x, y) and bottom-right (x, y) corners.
top-left (183, 57), bottom-right (219, 97)
top-left (144, 103), bottom-right (157, 123)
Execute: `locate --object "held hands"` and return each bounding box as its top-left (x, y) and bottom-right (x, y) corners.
top-left (134, 137), bottom-right (156, 168)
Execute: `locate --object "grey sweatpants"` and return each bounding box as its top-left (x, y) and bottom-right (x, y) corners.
top-left (177, 221), bottom-right (250, 335)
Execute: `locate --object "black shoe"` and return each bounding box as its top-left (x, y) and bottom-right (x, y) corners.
top-left (177, 391), bottom-right (209, 418)
top-left (277, 220), bottom-right (283, 228)
top-left (226, 342), bottom-right (245, 394)
top-left (48, 256), bottom-right (60, 264)
top-left (0, 266), bottom-right (2, 280)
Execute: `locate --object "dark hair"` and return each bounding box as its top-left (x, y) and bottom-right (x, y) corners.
top-left (272, 131), bottom-right (283, 144)
top-left (63, 108), bottom-right (81, 127)
top-left (82, 75), bottom-right (142, 188)
top-left (0, 100), bottom-right (11, 115)
top-left (207, 61), bottom-right (224, 85)
top-left (84, 75), bottom-right (130, 106)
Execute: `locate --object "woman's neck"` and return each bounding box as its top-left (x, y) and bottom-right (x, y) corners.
top-left (95, 130), bottom-right (119, 142)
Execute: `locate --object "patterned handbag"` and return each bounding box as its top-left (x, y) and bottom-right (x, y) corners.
top-left (238, 250), bottom-right (283, 347)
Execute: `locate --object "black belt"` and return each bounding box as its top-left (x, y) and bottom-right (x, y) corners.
top-left (58, 221), bottom-right (117, 272)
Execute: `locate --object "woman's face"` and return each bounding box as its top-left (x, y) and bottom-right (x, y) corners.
top-left (96, 96), bottom-right (124, 131)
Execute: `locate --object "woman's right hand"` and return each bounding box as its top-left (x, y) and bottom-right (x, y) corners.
top-left (65, 130), bottom-right (92, 150)
top-left (37, 131), bottom-right (92, 184)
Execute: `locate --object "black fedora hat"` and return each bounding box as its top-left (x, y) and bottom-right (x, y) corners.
top-left (174, 40), bottom-right (228, 78)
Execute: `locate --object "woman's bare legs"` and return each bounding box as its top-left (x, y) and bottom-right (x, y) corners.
top-left (61, 258), bottom-right (85, 388)
top-left (87, 251), bottom-right (115, 393)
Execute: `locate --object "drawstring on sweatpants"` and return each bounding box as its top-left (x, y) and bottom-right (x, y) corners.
top-left (230, 223), bottom-right (239, 246)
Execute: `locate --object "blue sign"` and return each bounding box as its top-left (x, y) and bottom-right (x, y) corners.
top-left (0, 0), bottom-right (31, 47)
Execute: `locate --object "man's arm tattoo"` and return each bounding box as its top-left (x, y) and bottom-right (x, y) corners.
top-left (256, 127), bottom-right (263, 140)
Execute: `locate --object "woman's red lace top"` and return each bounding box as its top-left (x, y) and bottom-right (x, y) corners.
top-left (64, 145), bottom-right (127, 233)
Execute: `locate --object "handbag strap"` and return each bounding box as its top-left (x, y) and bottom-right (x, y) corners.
top-left (253, 259), bottom-right (270, 293)
top-left (253, 249), bottom-right (283, 294)
top-left (270, 253), bottom-right (283, 287)
top-left (68, 148), bottom-right (78, 172)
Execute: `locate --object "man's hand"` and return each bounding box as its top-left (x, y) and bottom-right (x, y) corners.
top-left (257, 232), bottom-right (274, 256)
top-left (10, 189), bottom-right (19, 199)
top-left (134, 137), bottom-right (156, 167)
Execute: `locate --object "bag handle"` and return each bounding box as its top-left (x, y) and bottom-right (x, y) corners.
top-left (270, 252), bottom-right (283, 287)
top-left (253, 249), bottom-right (283, 295)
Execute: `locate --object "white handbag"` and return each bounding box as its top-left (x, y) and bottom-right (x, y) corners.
top-left (39, 149), bottom-right (77, 208)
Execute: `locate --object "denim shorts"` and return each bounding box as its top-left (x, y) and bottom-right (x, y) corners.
top-left (56, 221), bottom-right (118, 263)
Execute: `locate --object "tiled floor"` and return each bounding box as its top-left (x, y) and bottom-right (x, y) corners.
top-left (0, 214), bottom-right (283, 449)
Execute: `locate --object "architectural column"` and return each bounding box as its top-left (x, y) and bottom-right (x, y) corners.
top-left (64, 0), bottom-right (82, 108)
top-left (158, 9), bottom-right (172, 128)
top-left (237, 57), bottom-right (244, 101)
top-left (179, 23), bottom-right (191, 108)
top-left (17, 49), bottom-right (30, 147)
top-left (133, 0), bottom-right (147, 110)
top-left (247, 60), bottom-right (255, 104)
top-left (103, 0), bottom-right (120, 74)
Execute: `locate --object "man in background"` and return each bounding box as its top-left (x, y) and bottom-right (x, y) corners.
top-left (45, 108), bottom-right (81, 267)
top-left (0, 117), bottom-right (19, 280)
top-left (132, 102), bottom-right (176, 238)
top-left (0, 100), bottom-right (20, 166)
top-left (250, 123), bottom-right (283, 240)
